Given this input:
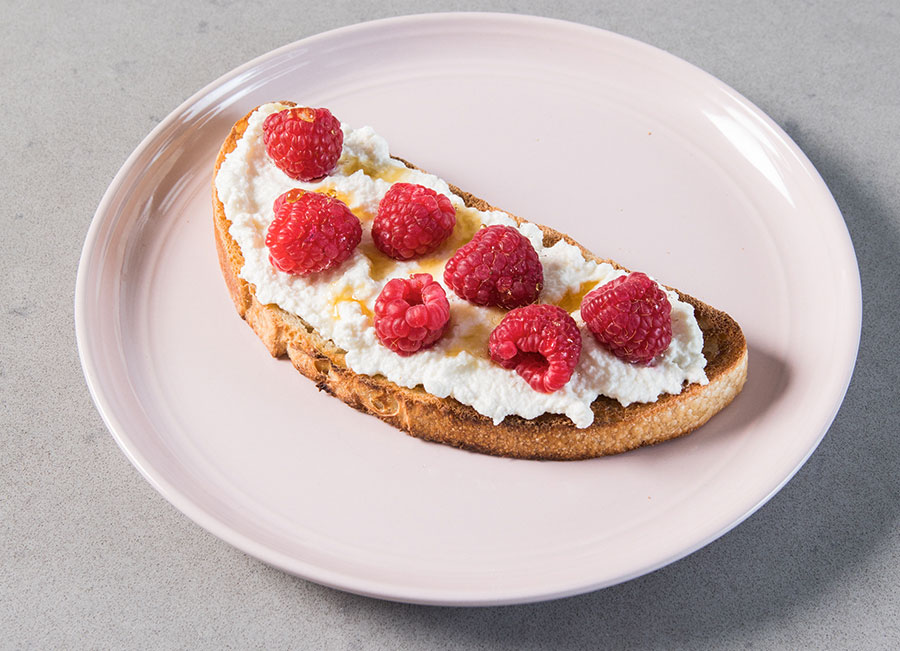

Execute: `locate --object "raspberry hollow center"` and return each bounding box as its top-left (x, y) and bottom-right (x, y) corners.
top-left (488, 304), bottom-right (582, 393)
top-left (374, 273), bottom-right (450, 356)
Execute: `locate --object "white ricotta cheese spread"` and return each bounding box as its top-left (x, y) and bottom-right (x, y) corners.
top-left (215, 102), bottom-right (708, 428)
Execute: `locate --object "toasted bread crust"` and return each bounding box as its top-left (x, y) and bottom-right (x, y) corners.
top-left (212, 105), bottom-right (748, 460)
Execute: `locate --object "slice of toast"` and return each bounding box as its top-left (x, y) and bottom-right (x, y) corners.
top-left (212, 105), bottom-right (748, 460)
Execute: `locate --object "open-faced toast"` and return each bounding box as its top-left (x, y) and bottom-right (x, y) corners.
top-left (212, 103), bottom-right (748, 460)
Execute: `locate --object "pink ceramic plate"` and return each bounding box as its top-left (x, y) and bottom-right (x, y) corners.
top-left (76, 14), bottom-right (860, 605)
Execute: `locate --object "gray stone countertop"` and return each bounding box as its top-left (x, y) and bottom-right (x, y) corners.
top-left (2, 0), bottom-right (898, 648)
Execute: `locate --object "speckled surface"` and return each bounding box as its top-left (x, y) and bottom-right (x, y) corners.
top-left (2, 0), bottom-right (898, 648)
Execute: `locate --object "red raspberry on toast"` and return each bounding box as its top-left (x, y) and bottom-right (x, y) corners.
top-left (374, 273), bottom-right (450, 355)
top-left (372, 183), bottom-right (456, 260)
top-left (443, 224), bottom-right (543, 309)
top-left (263, 107), bottom-right (343, 181)
top-left (266, 189), bottom-right (361, 275)
top-left (581, 272), bottom-right (673, 364)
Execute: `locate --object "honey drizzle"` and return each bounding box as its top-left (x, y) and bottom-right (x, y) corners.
top-left (358, 241), bottom-right (395, 281)
top-left (444, 306), bottom-right (506, 359)
top-left (554, 280), bottom-right (599, 314)
top-left (317, 184), bottom-right (375, 222)
top-left (446, 206), bottom-right (483, 251)
top-left (412, 256), bottom-right (446, 278)
top-left (331, 287), bottom-right (374, 321)
top-left (339, 159), bottom-right (409, 184)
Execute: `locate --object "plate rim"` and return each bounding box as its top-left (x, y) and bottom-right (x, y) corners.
top-left (75, 11), bottom-right (862, 606)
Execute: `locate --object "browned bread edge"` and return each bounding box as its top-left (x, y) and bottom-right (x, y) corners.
top-left (212, 104), bottom-right (748, 460)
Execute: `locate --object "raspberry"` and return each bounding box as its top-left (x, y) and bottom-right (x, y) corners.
top-left (580, 272), bottom-right (673, 364)
top-left (489, 304), bottom-right (581, 393)
top-left (372, 183), bottom-right (456, 260)
top-left (374, 274), bottom-right (450, 355)
top-left (443, 224), bottom-right (543, 309)
top-left (262, 107), bottom-right (343, 181)
top-left (266, 189), bottom-right (361, 275)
